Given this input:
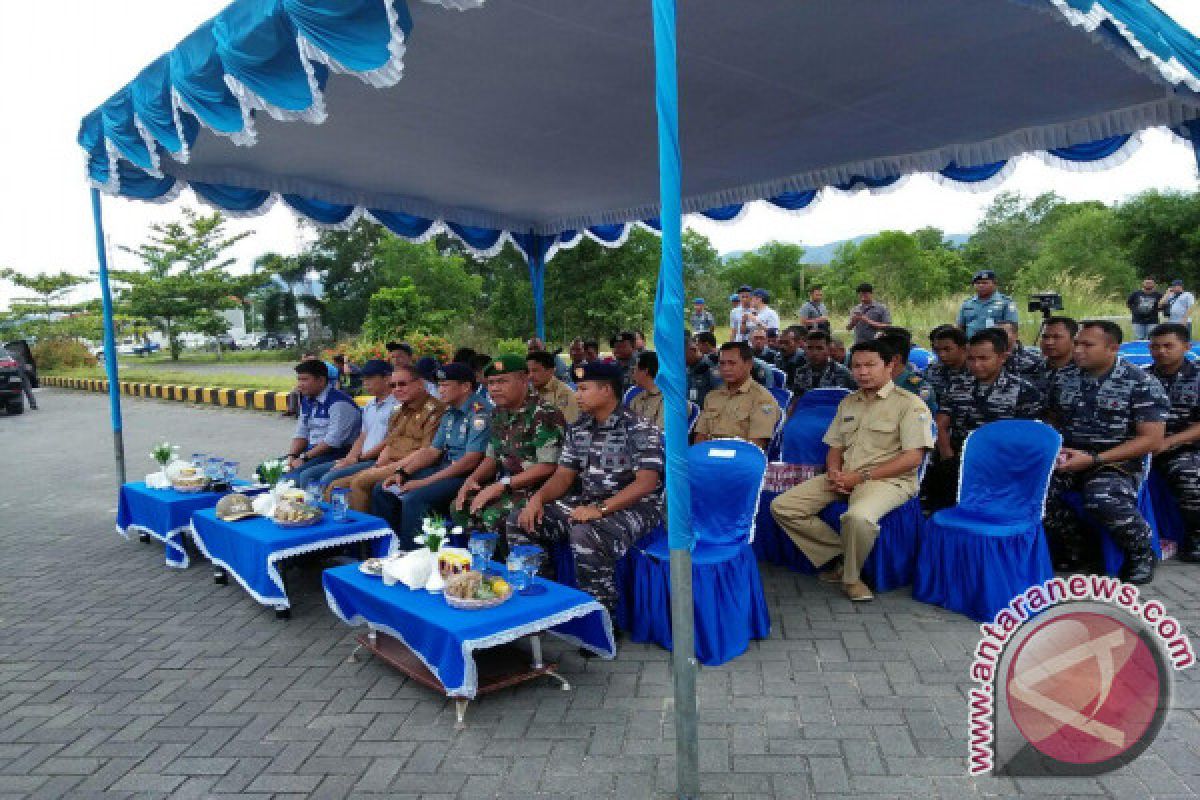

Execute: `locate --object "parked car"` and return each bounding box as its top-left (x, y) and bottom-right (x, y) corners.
top-left (256, 335), bottom-right (281, 350)
top-left (0, 340), bottom-right (35, 415)
top-left (215, 334), bottom-right (238, 351)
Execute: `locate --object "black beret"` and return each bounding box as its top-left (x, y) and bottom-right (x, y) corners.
top-left (573, 362), bottom-right (623, 383)
top-left (435, 362), bottom-right (475, 383)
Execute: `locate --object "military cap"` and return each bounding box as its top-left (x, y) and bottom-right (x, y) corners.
top-left (359, 359), bottom-right (393, 377)
top-left (572, 362), bottom-right (624, 383)
top-left (435, 362), bottom-right (475, 383)
top-left (414, 356), bottom-right (440, 382)
top-left (972, 269), bottom-right (997, 282)
top-left (484, 353), bottom-right (528, 377)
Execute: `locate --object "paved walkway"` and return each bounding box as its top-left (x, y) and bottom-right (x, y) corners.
top-left (1, 390), bottom-right (1198, 798)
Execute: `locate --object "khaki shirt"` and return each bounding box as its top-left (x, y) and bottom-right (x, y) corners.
top-left (629, 388), bottom-right (664, 430)
top-left (381, 394), bottom-right (447, 460)
top-left (537, 377), bottom-right (580, 423)
top-left (823, 380), bottom-right (934, 491)
top-left (695, 379), bottom-right (781, 445)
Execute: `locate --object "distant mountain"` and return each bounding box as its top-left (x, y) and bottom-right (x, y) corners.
top-left (721, 233), bottom-right (970, 265)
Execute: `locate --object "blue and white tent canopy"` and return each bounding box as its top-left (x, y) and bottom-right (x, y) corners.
top-left (81, 0), bottom-right (1200, 261)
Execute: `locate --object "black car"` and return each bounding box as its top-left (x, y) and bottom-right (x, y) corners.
top-left (0, 342), bottom-right (33, 415)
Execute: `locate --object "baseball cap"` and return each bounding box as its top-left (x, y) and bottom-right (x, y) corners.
top-left (692, 298), bottom-right (705, 305)
top-left (359, 359), bottom-right (393, 377)
top-left (216, 493), bottom-right (259, 521)
top-left (752, 288), bottom-right (770, 301)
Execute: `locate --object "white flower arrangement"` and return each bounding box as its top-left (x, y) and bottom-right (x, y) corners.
top-left (413, 515), bottom-right (460, 552)
top-left (257, 458), bottom-right (288, 487)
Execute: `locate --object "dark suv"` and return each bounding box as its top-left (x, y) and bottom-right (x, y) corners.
top-left (1, 341), bottom-right (37, 415)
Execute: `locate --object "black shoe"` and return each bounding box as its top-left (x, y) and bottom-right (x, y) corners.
top-left (1119, 550), bottom-right (1156, 585)
top-left (1178, 536), bottom-right (1200, 563)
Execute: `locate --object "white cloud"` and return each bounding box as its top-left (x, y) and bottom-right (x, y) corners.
top-left (0, 1), bottom-right (1197, 309)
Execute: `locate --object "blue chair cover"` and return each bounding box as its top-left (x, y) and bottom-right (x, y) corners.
top-left (765, 386), bottom-right (793, 460)
top-left (1062, 456), bottom-right (1162, 576)
top-left (623, 385), bottom-right (643, 406)
top-left (818, 495), bottom-right (923, 592)
top-left (1145, 468), bottom-right (1185, 544)
top-left (768, 368), bottom-right (788, 389)
top-left (619, 439), bottom-right (770, 666)
top-left (914, 420), bottom-right (1061, 622)
top-left (909, 347), bottom-right (934, 372)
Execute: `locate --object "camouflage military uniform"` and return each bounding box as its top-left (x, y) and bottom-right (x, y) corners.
top-left (1029, 360), bottom-right (1075, 399)
top-left (895, 368), bottom-right (938, 414)
top-left (687, 358), bottom-right (721, 408)
top-left (1148, 359), bottom-right (1200, 538)
top-left (774, 350), bottom-right (808, 389)
top-left (1004, 343), bottom-right (1046, 382)
top-left (455, 396), bottom-right (566, 534)
top-left (925, 363), bottom-right (970, 410)
top-left (791, 359), bottom-right (856, 398)
top-left (924, 371), bottom-right (1043, 510)
top-left (504, 406), bottom-right (664, 615)
top-left (1044, 360), bottom-right (1170, 564)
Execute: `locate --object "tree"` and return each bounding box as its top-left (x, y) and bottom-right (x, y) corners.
top-left (361, 280), bottom-right (423, 341)
top-left (962, 191), bottom-right (1062, 280)
top-left (1020, 206), bottom-right (1134, 297)
top-left (0, 269), bottom-right (88, 314)
top-left (110, 208), bottom-right (265, 360)
top-left (1115, 189), bottom-right (1200, 287)
top-left (720, 242), bottom-right (806, 311)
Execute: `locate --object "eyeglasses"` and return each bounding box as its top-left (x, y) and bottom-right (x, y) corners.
top-left (389, 380), bottom-right (412, 388)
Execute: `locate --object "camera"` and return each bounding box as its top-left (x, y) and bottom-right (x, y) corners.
top-left (1027, 292), bottom-right (1064, 315)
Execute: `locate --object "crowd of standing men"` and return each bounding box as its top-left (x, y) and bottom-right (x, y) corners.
top-left (268, 269), bottom-right (1200, 616)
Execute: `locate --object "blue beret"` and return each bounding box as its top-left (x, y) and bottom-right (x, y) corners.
top-left (573, 362), bottom-right (623, 383)
top-left (692, 298), bottom-right (705, 305)
top-left (360, 359), bottom-right (393, 377)
top-left (435, 362), bottom-right (475, 383)
top-left (414, 356), bottom-right (440, 381)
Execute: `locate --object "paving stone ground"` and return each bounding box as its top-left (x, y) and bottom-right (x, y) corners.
top-left (2, 389), bottom-right (1199, 799)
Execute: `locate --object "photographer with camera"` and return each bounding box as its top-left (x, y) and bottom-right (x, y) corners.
top-left (957, 270), bottom-right (1019, 337)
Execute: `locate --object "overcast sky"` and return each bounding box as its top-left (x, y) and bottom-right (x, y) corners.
top-left (1, 1), bottom-right (1198, 310)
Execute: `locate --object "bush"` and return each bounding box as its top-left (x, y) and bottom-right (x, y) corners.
top-left (33, 338), bottom-right (96, 370)
top-left (325, 333), bottom-right (454, 365)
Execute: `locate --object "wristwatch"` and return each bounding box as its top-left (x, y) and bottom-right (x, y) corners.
top-left (499, 475), bottom-right (512, 487)
top-left (597, 501), bottom-right (610, 516)
top-left (859, 468), bottom-right (872, 482)
top-left (394, 466), bottom-right (410, 479)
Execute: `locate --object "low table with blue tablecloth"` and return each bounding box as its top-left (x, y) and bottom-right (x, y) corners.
top-left (116, 481), bottom-right (257, 568)
top-left (322, 564), bottom-right (614, 727)
top-left (190, 508), bottom-right (396, 614)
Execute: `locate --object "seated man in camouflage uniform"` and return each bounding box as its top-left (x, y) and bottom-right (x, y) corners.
top-left (996, 320), bottom-right (1045, 381)
top-left (924, 328), bottom-right (1044, 510)
top-left (788, 330), bottom-right (856, 414)
top-left (1044, 320), bottom-right (1168, 584)
top-left (1032, 316), bottom-right (1079, 397)
top-left (877, 330), bottom-right (937, 414)
top-left (1147, 323), bottom-right (1200, 561)
top-left (452, 354), bottom-right (566, 535)
top-left (509, 362), bottom-right (664, 619)
top-left (628, 351), bottom-right (664, 429)
top-left (694, 342), bottom-right (781, 450)
top-left (925, 325), bottom-right (970, 405)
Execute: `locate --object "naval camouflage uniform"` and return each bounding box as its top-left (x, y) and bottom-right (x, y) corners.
top-left (1148, 359), bottom-right (1200, 545)
top-left (791, 359), bottom-right (856, 398)
top-left (925, 363), bottom-right (970, 409)
top-left (925, 371), bottom-right (1044, 509)
top-left (1044, 360), bottom-right (1170, 565)
top-left (455, 395), bottom-right (566, 534)
top-left (504, 406), bottom-right (664, 615)
top-left (1029, 360), bottom-right (1075, 399)
top-left (1005, 343), bottom-right (1046, 382)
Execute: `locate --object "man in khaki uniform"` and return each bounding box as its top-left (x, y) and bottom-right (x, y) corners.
top-left (329, 365), bottom-right (447, 511)
top-left (629, 351), bottom-right (664, 430)
top-left (528, 350), bottom-right (580, 423)
top-left (770, 338), bottom-right (933, 601)
top-left (693, 342), bottom-right (781, 450)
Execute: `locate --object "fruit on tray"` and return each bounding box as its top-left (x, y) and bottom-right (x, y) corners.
top-left (273, 501), bottom-right (320, 523)
top-left (444, 570), bottom-right (512, 601)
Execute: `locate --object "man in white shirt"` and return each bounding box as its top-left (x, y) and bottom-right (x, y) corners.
top-left (1161, 279), bottom-right (1196, 337)
top-left (752, 288), bottom-right (781, 335)
top-left (318, 359), bottom-right (398, 496)
top-left (729, 285), bottom-right (755, 342)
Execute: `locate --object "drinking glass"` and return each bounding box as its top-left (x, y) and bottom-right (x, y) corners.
top-left (330, 488), bottom-right (350, 522)
top-left (468, 531), bottom-right (498, 573)
top-left (515, 545), bottom-right (546, 596)
top-left (205, 457), bottom-right (224, 483)
top-left (506, 551), bottom-right (529, 592)
top-left (191, 452), bottom-right (207, 469)
top-left (305, 485), bottom-right (323, 508)
top-left (223, 460), bottom-right (239, 484)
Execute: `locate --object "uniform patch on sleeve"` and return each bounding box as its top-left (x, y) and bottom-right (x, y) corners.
top-left (472, 417), bottom-right (487, 430)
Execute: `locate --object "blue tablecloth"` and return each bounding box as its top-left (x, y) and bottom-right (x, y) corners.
top-left (323, 564), bottom-right (615, 698)
top-left (116, 481), bottom-right (254, 568)
top-left (191, 508), bottom-right (396, 609)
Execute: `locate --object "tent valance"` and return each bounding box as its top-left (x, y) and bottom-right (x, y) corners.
top-left (80, 0), bottom-right (1200, 259)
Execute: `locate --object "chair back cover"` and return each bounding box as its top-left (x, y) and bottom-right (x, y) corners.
top-left (769, 367), bottom-right (788, 389)
top-left (909, 347), bottom-right (934, 372)
top-left (689, 439), bottom-right (767, 550)
top-left (957, 419), bottom-right (1061, 522)
top-left (768, 386), bottom-right (792, 413)
top-left (780, 388), bottom-right (849, 464)
top-left (623, 385), bottom-right (643, 406)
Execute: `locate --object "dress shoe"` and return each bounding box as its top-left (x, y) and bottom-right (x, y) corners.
top-left (843, 581), bottom-right (874, 602)
top-left (1119, 549), bottom-right (1156, 585)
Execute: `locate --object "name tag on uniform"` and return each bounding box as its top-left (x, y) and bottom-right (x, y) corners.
top-left (708, 448), bottom-right (737, 459)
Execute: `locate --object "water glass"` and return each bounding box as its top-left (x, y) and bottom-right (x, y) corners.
top-left (331, 488), bottom-right (350, 522)
top-left (191, 452), bottom-right (207, 469)
top-left (205, 457), bottom-right (224, 482)
top-left (506, 551), bottom-right (530, 592)
top-left (468, 531), bottom-right (498, 572)
top-left (305, 485), bottom-right (323, 508)
top-left (514, 545), bottom-right (546, 596)
top-left (223, 460), bottom-right (239, 484)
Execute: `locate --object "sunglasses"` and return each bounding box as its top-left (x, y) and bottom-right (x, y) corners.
top-left (389, 380), bottom-right (413, 388)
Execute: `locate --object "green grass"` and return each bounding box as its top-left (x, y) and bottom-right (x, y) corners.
top-left (125, 349), bottom-right (298, 366)
top-left (49, 365), bottom-right (294, 393)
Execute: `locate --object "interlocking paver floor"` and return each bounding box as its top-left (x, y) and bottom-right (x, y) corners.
top-left (2, 389), bottom-right (1198, 798)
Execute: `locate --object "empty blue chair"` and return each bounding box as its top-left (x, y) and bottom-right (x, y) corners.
top-left (914, 420), bottom-right (1061, 622)
top-left (909, 347), bottom-right (934, 372)
top-left (754, 389), bottom-right (848, 572)
top-left (619, 439), bottom-right (770, 666)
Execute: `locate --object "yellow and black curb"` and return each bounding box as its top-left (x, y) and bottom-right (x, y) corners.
top-left (42, 375), bottom-right (290, 412)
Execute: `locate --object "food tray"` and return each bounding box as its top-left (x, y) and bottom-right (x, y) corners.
top-left (445, 591), bottom-right (512, 611)
top-left (272, 510), bottom-right (324, 528)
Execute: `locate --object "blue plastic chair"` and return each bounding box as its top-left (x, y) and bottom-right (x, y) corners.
top-left (913, 420), bottom-right (1061, 622)
top-left (619, 439), bottom-right (771, 666)
top-left (909, 347), bottom-right (934, 372)
top-left (754, 389), bottom-right (848, 572)
top-left (765, 386), bottom-right (793, 460)
top-left (623, 385), bottom-right (643, 406)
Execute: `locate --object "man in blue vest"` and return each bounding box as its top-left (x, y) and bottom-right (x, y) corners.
top-left (282, 359), bottom-right (363, 487)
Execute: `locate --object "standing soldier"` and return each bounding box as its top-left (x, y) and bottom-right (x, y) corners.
top-left (509, 362), bottom-right (664, 620)
top-left (1147, 323), bottom-right (1200, 561)
top-left (957, 269), bottom-right (1019, 337)
top-left (527, 350), bottom-right (580, 423)
top-left (771, 339), bottom-right (934, 601)
top-left (689, 298), bottom-right (716, 334)
top-left (694, 342), bottom-right (782, 450)
top-left (925, 328), bottom-right (1044, 510)
top-left (1044, 320), bottom-right (1168, 584)
top-left (452, 355), bottom-right (566, 535)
